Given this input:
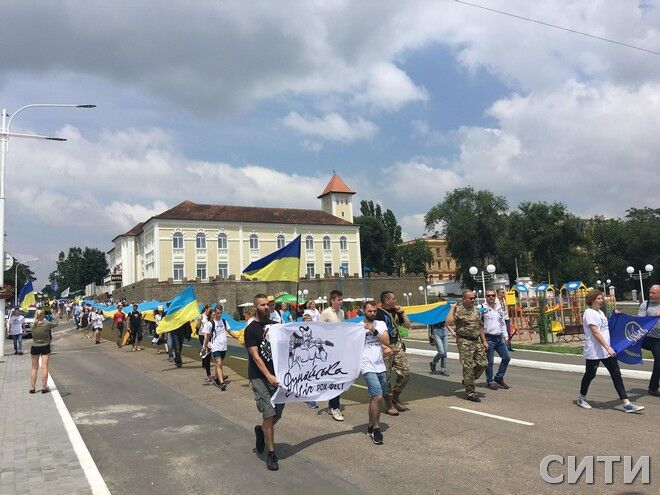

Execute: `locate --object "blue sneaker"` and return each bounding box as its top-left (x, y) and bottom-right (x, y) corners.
top-left (623, 402), bottom-right (644, 413)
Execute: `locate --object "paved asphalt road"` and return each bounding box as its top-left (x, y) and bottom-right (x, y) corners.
top-left (47, 325), bottom-right (659, 494)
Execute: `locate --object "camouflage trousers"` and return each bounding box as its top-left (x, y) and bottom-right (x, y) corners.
top-left (384, 340), bottom-right (409, 397)
top-left (457, 338), bottom-right (487, 396)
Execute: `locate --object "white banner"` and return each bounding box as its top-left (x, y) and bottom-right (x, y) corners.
top-left (268, 322), bottom-right (365, 404)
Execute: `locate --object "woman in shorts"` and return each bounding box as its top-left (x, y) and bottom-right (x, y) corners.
top-left (202, 307), bottom-right (237, 390)
top-left (29, 310), bottom-right (56, 394)
top-left (93, 309), bottom-right (104, 344)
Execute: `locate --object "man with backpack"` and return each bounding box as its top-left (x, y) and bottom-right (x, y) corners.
top-left (639, 285), bottom-right (660, 397)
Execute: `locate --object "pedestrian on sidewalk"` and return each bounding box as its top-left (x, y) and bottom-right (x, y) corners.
top-left (638, 284), bottom-right (660, 397)
top-left (360, 301), bottom-right (391, 445)
top-left (446, 290), bottom-right (488, 403)
top-left (577, 289), bottom-right (644, 413)
top-left (320, 289), bottom-right (346, 421)
top-left (246, 294), bottom-right (283, 471)
top-left (481, 290), bottom-right (511, 390)
top-left (80, 307), bottom-right (90, 339)
top-left (7, 308), bottom-right (26, 355)
top-left (29, 310), bottom-right (56, 394)
top-left (199, 307), bottom-right (213, 382)
top-left (208, 306), bottom-right (236, 390)
top-left (113, 305), bottom-right (126, 348)
top-left (496, 288), bottom-right (515, 351)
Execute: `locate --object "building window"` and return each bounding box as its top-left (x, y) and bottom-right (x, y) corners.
top-left (305, 235), bottom-right (314, 250)
top-left (306, 262), bottom-right (315, 278)
top-left (196, 232), bottom-right (206, 249)
top-left (218, 263), bottom-right (228, 279)
top-left (249, 234), bottom-right (259, 250)
top-left (277, 234), bottom-right (286, 249)
top-left (324, 262), bottom-right (332, 275)
top-left (323, 236), bottom-right (331, 250)
top-left (173, 232), bottom-right (184, 250)
top-left (340, 262), bottom-right (349, 276)
top-left (196, 262), bottom-right (207, 280)
top-left (173, 263), bottom-right (184, 281)
top-left (217, 233), bottom-right (228, 250)
top-left (339, 236), bottom-right (348, 250)
top-left (447, 260), bottom-right (451, 270)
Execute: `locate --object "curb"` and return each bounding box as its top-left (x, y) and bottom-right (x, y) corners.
top-left (405, 348), bottom-right (652, 381)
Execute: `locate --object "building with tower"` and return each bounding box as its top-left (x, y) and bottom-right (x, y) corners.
top-left (108, 174), bottom-right (362, 287)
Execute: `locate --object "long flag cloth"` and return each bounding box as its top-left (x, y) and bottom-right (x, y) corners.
top-left (242, 235), bottom-right (301, 282)
top-left (18, 281), bottom-right (36, 310)
top-left (346, 301), bottom-right (451, 325)
top-left (157, 285), bottom-right (200, 334)
top-left (268, 322), bottom-right (365, 405)
top-left (609, 312), bottom-right (660, 365)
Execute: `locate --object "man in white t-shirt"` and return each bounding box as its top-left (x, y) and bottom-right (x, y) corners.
top-left (320, 289), bottom-right (346, 421)
top-left (7, 308), bottom-right (26, 355)
top-left (360, 301), bottom-right (392, 445)
top-left (267, 297), bottom-right (282, 324)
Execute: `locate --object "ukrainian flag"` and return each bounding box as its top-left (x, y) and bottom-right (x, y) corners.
top-left (157, 285), bottom-right (200, 334)
top-left (242, 235), bottom-right (301, 282)
top-left (18, 281), bottom-right (36, 310)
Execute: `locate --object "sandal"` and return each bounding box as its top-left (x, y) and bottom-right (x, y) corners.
top-left (41, 387), bottom-right (50, 394)
top-left (29, 389), bottom-right (35, 394)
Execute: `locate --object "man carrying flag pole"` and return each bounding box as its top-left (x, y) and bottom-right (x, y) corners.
top-left (18, 281), bottom-right (36, 310)
top-left (157, 285), bottom-right (200, 368)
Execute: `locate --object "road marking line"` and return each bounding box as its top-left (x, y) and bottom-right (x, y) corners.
top-left (351, 383), bottom-right (367, 390)
top-left (449, 406), bottom-right (535, 426)
top-left (228, 356), bottom-right (247, 361)
top-left (405, 348), bottom-right (651, 380)
top-left (47, 373), bottom-right (111, 495)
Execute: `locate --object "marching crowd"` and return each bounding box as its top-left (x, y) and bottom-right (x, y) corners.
top-left (6, 284), bottom-right (659, 472)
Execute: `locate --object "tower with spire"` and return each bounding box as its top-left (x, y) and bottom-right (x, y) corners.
top-left (318, 172), bottom-right (356, 222)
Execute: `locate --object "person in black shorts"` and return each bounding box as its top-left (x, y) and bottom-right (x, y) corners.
top-left (245, 293), bottom-right (282, 471)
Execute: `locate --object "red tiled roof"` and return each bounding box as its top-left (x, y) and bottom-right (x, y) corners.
top-left (317, 174), bottom-right (355, 198)
top-left (153, 201), bottom-right (354, 226)
top-left (111, 222), bottom-right (144, 242)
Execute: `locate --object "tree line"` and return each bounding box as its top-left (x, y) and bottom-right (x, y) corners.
top-left (46, 247), bottom-right (108, 295)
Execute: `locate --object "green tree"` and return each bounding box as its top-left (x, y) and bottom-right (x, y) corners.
top-left (398, 240), bottom-right (434, 275)
top-left (583, 216), bottom-right (628, 291)
top-left (355, 200), bottom-right (403, 274)
top-left (623, 208), bottom-right (660, 291)
top-left (49, 247), bottom-right (108, 292)
top-left (425, 187), bottom-right (508, 284)
top-left (507, 202), bottom-right (587, 284)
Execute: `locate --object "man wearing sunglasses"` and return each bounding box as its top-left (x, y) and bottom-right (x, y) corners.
top-left (482, 290), bottom-right (511, 390)
top-left (446, 290), bottom-right (488, 402)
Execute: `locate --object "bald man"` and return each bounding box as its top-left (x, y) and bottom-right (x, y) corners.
top-left (639, 285), bottom-right (660, 396)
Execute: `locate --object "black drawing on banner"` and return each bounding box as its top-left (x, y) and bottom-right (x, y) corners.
top-left (288, 325), bottom-right (335, 370)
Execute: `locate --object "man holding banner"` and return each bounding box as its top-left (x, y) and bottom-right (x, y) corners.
top-left (245, 294), bottom-right (283, 472)
top-left (638, 285), bottom-right (660, 397)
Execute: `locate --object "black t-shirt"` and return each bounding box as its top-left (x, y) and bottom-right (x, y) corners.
top-left (244, 320), bottom-right (275, 380)
top-left (375, 307), bottom-right (402, 343)
top-left (129, 311), bottom-right (142, 330)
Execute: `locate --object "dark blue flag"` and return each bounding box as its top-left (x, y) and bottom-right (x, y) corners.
top-left (51, 279), bottom-right (59, 292)
top-left (608, 312), bottom-right (660, 365)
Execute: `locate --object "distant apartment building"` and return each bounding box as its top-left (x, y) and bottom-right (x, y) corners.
top-left (401, 232), bottom-right (458, 282)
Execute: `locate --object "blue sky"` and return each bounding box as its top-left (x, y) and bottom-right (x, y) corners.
top-left (1, 1), bottom-right (659, 285)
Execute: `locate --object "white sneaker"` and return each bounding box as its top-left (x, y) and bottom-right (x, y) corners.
top-left (330, 408), bottom-right (344, 421)
top-left (623, 402), bottom-right (645, 413)
top-left (576, 397), bottom-right (591, 409)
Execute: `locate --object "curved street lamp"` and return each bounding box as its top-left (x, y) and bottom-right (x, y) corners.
top-left (470, 264), bottom-right (496, 302)
top-left (0, 102), bottom-right (95, 357)
top-left (418, 284), bottom-right (432, 304)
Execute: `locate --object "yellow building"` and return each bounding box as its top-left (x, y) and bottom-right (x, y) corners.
top-left (401, 232), bottom-right (458, 282)
top-left (109, 174), bottom-right (362, 286)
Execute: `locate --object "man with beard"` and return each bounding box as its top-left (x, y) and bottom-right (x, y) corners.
top-left (375, 291), bottom-right (411, 415)
top-left (245, 293), bottom-right (282, 471)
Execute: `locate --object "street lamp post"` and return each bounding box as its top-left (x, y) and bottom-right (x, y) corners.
top-left (418, 284), bottom-right (431, 304)
top-left (0, 103), bottom-right (95, 357)
top-left (469, 264), bottom-right (496, 302)
top-left (13, 257), bottom-right (39, 305)
top-left (596, 278), bottom-right (611, 294)
top-left (626, 265), bottom-right (654, 302)
top-left (404, 292), bottom-right (412, 306)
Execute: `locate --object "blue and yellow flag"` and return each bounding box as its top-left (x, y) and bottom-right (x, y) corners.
top-left (156, 285), bottom-right (200, 335)
top-left (18, 281), bottom-right (36, 310)
top-left (242, 235), bottom-right (301, 282)
top-left (609, 312), bottom-right (660, 364)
